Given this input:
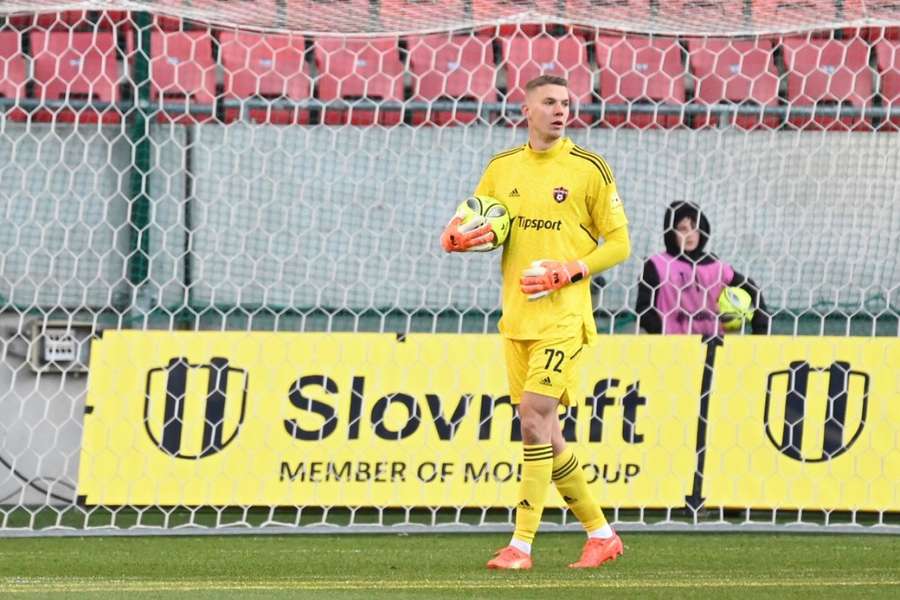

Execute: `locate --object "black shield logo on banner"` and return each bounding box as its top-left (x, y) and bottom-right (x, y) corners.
top-left (144, 357), bottom-right (249, 459)
top-left (764, 361), bottom-right (869, 463)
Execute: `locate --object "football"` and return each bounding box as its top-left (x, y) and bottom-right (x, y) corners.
top-left (718, 286), bottom-right (754, 331)
top-left (455, 195), bottom-right (511, 251)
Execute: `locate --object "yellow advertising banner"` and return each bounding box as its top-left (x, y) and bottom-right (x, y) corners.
top-left (78, 332), bottom-right (704, 507)
top-left (704, 337), bottom-right (900, 511)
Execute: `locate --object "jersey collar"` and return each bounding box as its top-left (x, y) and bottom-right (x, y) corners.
top-left (524, 136), bottom-right (571, 161)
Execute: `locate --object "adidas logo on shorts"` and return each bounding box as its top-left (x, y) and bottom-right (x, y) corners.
top-left (540, 376), bottom-right (552, 386)
top-left (509, 188), bottom-right (520, 197)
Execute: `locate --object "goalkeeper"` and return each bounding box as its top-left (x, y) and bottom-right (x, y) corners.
top-left (440, 75), bottom-right (631, 570)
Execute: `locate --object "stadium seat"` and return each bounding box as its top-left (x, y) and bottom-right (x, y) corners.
top-left (313, 37), bottom-right (404, 126)
top-left (595, 35), bottom-right (686, 128)
top-left (30, 31), bottom-right (121, 123)
top-left (499, 32), bottom-right (594, 126)
top-left (875, 39), bottom-right (900, 130)
top-left (781, 36), bottom-right (874, 131)
top-left (5, 10), bottom-right (128, 31)
top-left (148, 31), bottom-right (217, 123)
top-left (7, 12), bottom-right (89, 31)
top-left (380, 0), bottom-right (466, 31)
top-left (471, 0), bottom-right (560, 35)
top-left (687, 38), bottom-right (780, 129)
top-left (0, 32), bottom-right (27, 122)
top-left (860, 0), bottom-right (900, 41)
top-left (153, 0), bottom-right (206, 32)
top-left (83, 11), bottom-right (130, 31)
top-left (220, 32), bottom-right (312, 125)
top-left (406, 32), bottom-right (497, 126)
top-left (865, 26), bottom-right (900, 42)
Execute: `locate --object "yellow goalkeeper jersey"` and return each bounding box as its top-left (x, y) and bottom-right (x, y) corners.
top-left (474, 136), bottom-right (628, 344)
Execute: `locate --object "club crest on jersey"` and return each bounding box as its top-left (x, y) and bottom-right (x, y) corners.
top-left (552, 187), bottom-right (569, 203)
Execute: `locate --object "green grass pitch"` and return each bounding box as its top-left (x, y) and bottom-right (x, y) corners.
top-left (1, 532), bottom-right (898, 598)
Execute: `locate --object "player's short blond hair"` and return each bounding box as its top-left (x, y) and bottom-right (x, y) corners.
top-left (524, 75), bottom-right (568, 93)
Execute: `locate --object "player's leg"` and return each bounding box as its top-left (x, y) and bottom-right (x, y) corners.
top-left (487, 339), bottom-right (559, 570)
top-left (487, 339), bottom-right (535, 569)
top-left (552, 437), bottom-right (623, 567)
top-left (511, 389), bottom-right (559, 547)
top-left (549, 343), bottom-right (623, 568)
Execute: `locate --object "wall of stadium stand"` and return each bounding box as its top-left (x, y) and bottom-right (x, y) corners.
top-left (0, 121), bottom-right (897, 506)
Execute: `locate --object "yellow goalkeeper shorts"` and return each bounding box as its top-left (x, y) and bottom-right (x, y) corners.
top-left (503, 336), bottom-right (585, 407)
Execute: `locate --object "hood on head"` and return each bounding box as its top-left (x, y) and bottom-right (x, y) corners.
top-left (663, 200), bottom-right (710, 261)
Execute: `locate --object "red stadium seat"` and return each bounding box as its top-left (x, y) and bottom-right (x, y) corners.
top-left (148, 31), bottom-right (217, 122)
top-left (30, 31), bottom-right (120, 123)
top-left (595, 35), bottom-right (686, 129)
top-left (875, 39), bottom-right (900, 130)
top-left (406, 32), bottom-right (497, 126)
top-left (91, 10), bottom-right (131, 29)
top-left (220, 32), bottom-right (312, 125)
top-left (0, 32), bottom-right (27, 121)
top-left (380, 1), bottom-right (466, 31)
top-left (313, 37), bottom-right (404, 126)
top-left (499, 33), bottom-right (594, 126)
top-left (859, 0), bottom-right (900, 41)
top-left (152, 0), bottom-right (227, 31)
top-left (155, 15), bottom-right (183, 32)
top-left (687, 38), bottom-right (780, 129)
top-left (781, 36), bottom-right (874, 131)
top-left (471, 0), bottom-right (560, 35)
top-left (7, 12), bottom-right (89, 31)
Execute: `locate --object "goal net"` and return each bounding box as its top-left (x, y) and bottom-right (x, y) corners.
top-left (0, 1), bottom-right (897, 536)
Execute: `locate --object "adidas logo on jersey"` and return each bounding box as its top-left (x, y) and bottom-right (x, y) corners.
top-left (517, 499), bottom-right (533, 510)
top-left (540, 376), bottom-right (552, 386)
top-left (509, 188), bottom-right (520, 197)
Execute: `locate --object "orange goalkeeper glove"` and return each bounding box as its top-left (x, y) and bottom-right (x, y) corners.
top-left (520, 259), bottom-right (589, 300)
top-left (440, 215), bottom-right (495, 252)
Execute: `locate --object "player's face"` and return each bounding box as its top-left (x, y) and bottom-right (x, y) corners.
top-left (675, 217), bottom-right (700, 253)
top-left (523, 84), bottom-right (570, 141)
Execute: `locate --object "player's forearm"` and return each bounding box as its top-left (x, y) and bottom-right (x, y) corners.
top-left (580, 226), bottom-right (631, 275)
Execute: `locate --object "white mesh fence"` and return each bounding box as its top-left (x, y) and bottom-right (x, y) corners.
top-left (0, 2), bottom-right (897, 535)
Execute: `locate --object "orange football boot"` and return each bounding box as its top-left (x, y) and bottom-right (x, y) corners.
top-left (568, 534), bottom-right (624, 568)
top-left (486, 545), bottom-right (533, 570)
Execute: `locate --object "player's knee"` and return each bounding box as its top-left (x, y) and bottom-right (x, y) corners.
top-left (518, 408), bottom-right (552, 444)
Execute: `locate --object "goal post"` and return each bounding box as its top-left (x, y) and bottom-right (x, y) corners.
top-left (0, 1), bottom-right (897, 536)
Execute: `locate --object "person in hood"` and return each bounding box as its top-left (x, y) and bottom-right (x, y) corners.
top-left (636, 201), bottom-right (769, 335)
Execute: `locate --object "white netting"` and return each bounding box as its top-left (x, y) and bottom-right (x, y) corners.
top-left (0, 2), bottom-right (897, 535)
top-left (3, 1), bottom-right (900, 35)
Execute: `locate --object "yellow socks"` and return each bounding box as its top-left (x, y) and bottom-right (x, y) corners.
top-left (552, 446), bottom-right (609, 534)
top-left (512, 444), bottom-right (554, 545)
